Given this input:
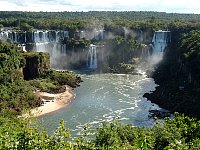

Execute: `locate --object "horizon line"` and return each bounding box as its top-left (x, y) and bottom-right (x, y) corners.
top-left (0, 10), bottom-right (199, 15)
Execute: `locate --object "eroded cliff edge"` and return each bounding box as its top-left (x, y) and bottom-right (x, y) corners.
top-left (144, 29), bottom-right (200, 119)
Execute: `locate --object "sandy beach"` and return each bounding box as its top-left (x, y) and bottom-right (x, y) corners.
top-left (28, 85), bottom-right (75, 117)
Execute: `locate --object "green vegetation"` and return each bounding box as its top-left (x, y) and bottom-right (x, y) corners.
top-left (0, 41), bottom-right (40, 115)
top-left (146, 29), bottom-right (200, 119)
top-left (1, 11), bottom-right (200, 32)
top-left (23, 52), bottom-right (50, 80)
top-left (0, 114), bottom-right (199, 149)
top-left (1, 11), bottom-right (200, 21)
top-left (0, 11), bottom-right (200, 149)
top-left (180, 30), bottom-right (200, 79)
top-left (63, 37), bottom-right (91, 48)
top-left (0, 41), bottom-right (80, 115)
top-left (41, 69), bottom-right (81, 88)
top-left (107, 63), bottom-right (136, 74)
top-left (95, 114), bottom-right (200, 149)
top-left (100, 36), bottom-right (147, 73)
top-left (28, 79), bottom-right (62, 93)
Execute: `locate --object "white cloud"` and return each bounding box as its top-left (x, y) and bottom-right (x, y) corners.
top-left (0, 0), bottom-right (199, 13)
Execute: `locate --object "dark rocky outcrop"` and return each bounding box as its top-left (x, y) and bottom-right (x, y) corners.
top-left (23, 52), bottom-right (50, 80)
top-left (144, 29), bottom-right (200, 119)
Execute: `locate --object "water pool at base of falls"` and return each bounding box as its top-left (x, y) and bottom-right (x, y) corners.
top-left (39, 73), bottom-right (160, 136)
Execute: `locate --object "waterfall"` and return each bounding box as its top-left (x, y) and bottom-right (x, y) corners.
top-left (87, 44), bottom-right (97, 69)
top-left (139, 30), bottom-right (143, 42)
top-left (43, 31), bottom-right (49, 42)
top-left (24, 32), bottom-right (27, 43)
top-left (0, 31), bottom-right (9, 40)
top-left (55, 31), bottom-right (59, 42)
top-left (152, 30), bottom-right (170, 53)
top-left (94, 29), bottom-right (104, 40)
top-left (34, 31), bottom-right (40, 43)
top-left (32, 30), bottom-right (63, 53)
top-left (0, 30), bottom-right (70, 69)
top-left (64, 31), bottom-right (68, 37)
top-left (33, 31), bottom-right (47, 53)
top-left (150, 30), bottom-right (171, 65)
top-left (80, 31), bottom-right (85, 38)
top-left (13, 31), bottom-right (18, 42)
top-left (99, 30), bottom-right (104, 40)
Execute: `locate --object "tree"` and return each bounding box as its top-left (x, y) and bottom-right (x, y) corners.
top-left (20, 22), bottom-right (33, 31)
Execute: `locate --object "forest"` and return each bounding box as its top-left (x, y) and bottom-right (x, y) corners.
top-left (0, 11), bottom-right (200, 31)
top-left (0, 11), bottom-right (200, 149)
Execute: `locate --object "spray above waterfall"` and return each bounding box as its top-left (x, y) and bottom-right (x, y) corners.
top-left (0, 29), bottom-right (171, 71)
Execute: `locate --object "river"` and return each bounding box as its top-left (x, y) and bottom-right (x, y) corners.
top-left (39, 73), bottom-right (160, 136)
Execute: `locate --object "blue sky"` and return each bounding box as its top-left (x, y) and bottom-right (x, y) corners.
top-left (0, 0), bottom-right (199, 14)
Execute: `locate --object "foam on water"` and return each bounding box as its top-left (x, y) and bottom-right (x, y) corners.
top-left (40, 73), bottom-right (160, 136)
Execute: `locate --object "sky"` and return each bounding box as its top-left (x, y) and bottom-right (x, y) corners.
top-left (0, 0), bottom-right (199, 14)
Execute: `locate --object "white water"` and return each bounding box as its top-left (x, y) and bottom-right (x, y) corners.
top-left (33, 31), bottom-right (66, 57)
top-left (40, 73), bottom-right (160, 136)
top-left (0, 31), bottom-right (10, 40)
top-left (150, 30), bottom-right (171, 65)
top-left (87, 44), bottom-right (97, 69)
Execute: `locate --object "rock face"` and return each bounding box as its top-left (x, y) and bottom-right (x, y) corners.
top-left (23, 52), bottom-right (50, 80)
top-left (144, 29), bottom-right (200, 119)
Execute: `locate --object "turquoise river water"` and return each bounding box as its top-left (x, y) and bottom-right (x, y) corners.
top-left (39, 73), bottom-right (160, 136)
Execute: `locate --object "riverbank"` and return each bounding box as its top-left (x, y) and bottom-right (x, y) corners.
top-left (27, 85), bottom-right (75, 117)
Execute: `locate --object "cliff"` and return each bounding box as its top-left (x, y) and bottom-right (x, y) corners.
top-left (23, 52), bottom-right (50, 80)
top-left (144, 30), bottom-right (200, 119)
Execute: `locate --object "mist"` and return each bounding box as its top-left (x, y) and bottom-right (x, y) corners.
top-left (0, 27), bottom-right (171, 73)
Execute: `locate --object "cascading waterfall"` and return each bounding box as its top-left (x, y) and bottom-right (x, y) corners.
top-left (150, 30), bottom-right (171, 65)
top-left (0, 29), bottom-right (171, 70)
top-left (140, 44), bottom-right (151, 59)
top-left (24, 32), bottom-right (27, 43)
top-left (94, 29), bottom-right (104, 40)
top-left (32, 30), bottom-right (68, 53)
top-left (34, 31), bottom-right (48, 53)
top-left (34, 31), bottom-right (40, 43)
top-left (31, 30), bottom-right (69, 68)
top-left (87, 44), bottom-right (97, 69)
top-left (0, 30), bottom-right (69, 69)
top-left (0, 31), bottom-right (9, 40)
top-left (63, 31), bottom-right (69, 38)
top-left (139, 29), bottom-right (143, 42)
top-left (137, 30), bottom-right (170, 73)
top-left (14, 32), bottom-right (17, 42)
top-left (152, 30), bottom-right (170, 53)
top-left (0, 30), bottom-right (68, 44)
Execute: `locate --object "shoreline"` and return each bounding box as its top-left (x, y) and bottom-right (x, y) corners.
top-left (26, 85), bottom-right (75, 117)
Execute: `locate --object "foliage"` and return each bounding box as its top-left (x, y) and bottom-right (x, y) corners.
top-left (148, 29), bottom-right (200, 119)
top-left (0, 41), bottom-right (80, 115)
top-left (109, 63), bottom-right (136, 74)
top-left (63, 37), bottom-right (91, 48)
top-left (0, 114), bottom-right (199, 149)
top-left (102, 36), bottom-right (146, 72)
top-left (41, 69), bottom-right (80, 88)
top-left (95, 119), bottom-right (154, 149)
top-left (27, 69), bottom-right (80, 93)
top-left (179, 30), bottom-right (200, 78)
top-left (1, 11), bottom-right (200, 33)
top-left (20, 22), bottom-right (33, 31)
top-left (28, 79), bottom-right (61, 93)
top-left (0, 41), bottom-right (40, 115)
top-left (0, 11), bottom-right (200, 149)
top-left (23, 52), bottom-right (50, 80)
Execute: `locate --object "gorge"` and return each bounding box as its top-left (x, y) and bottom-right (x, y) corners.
top-left (0, 28), bottom-right (172, 136)
top-left (1, 11), bottom-right (200, 149)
